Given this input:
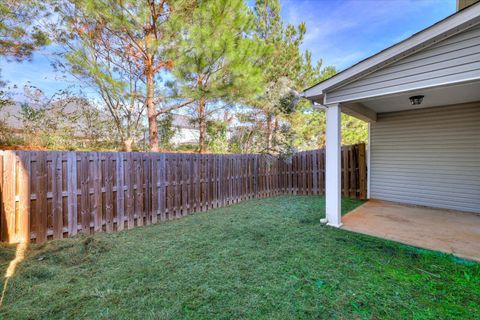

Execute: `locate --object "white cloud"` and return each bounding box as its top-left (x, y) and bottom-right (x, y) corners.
top-left (282, 0), bottom-right (454, 70)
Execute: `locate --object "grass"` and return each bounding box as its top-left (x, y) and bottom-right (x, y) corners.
top-left (0, 196), bottom-right (479, 319)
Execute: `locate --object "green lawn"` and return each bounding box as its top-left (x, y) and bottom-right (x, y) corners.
top-left (0, 196), bottom-right (478, 319)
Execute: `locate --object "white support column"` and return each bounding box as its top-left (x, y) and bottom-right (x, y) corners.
top-left (325, 103), bottom-right (342, 227)
top-left (367, 122), bottom-right (371, 199)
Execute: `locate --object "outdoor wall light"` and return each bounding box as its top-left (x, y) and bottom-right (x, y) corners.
top-left (409, 95), bottom-right (424, 105)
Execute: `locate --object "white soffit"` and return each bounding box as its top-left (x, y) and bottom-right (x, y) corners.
top-left (360, 80), bottom-right (480, 113)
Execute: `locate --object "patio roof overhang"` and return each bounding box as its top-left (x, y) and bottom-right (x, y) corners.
top-left (303, 2), bottom-right (480, 107)
top-left (302, 2), bottom-right (480, 227)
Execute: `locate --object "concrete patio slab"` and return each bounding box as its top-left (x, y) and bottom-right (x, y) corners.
top-left (342, 200), bottom-right (480, 262)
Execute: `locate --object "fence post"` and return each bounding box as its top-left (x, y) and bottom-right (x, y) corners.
top-left (67, 152), bottom-right (78, 236)
top-left (35, 152), bottom-right (48, 243)
top-left (115, 152), bottom-right (125, 231)
top-left (358, 143), bottom-right (367, 200)
top-left (253, 155), bottom-right (258, 198)
top-left (105, 153), bottom-right (114, 232)
top-left (2, 151), bottom-right (16, 243)
top-left (159, 153), bottom-right (166, 220)
top-left (17, 151), bottom-right (30, 243)
top-left (0, 151), bottom-right (3, 241)
top-left (79, 153), bottom-right (90, 235)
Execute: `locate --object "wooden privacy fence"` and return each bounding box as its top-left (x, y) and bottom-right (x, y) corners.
top-left (0, 144), bottom-right (366, 243)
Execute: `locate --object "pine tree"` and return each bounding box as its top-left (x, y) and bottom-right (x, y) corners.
top-left (173, 0), bottom-right (265, 153)
top-left (0, 1), bottom-right (49, 61)
top-left (1, 0), bottom-right (49, 108)
top-left (53, 0), bottom-right (195, 151)
top-left (232, 0), bottom-right (351, 155)
top-left (240, 0), bottom-right (307, 154)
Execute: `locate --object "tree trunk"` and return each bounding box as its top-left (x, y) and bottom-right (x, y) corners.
top-left (198, 97), bottom-right (207, 153)
top-left (146, 62), bottom-right (159, 152)
top-left (266, 113), bottom-right (273, 151)
top-left (123, 137), bottom-right (133, 152)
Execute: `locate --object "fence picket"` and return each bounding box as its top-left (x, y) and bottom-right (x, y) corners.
top-left (17, 151), bottom-right (30, 243)
top-left (35, 152), bottom-right (48, 242)
top-left (2, 151), bottom-right (17, 242)
top-left (150, 154), bottom-right (158, 224)
top-left (105, 153), bottom-right (114, 232)
top-left (52, 152), bottom-right (63, 239)
top-left (93, 153), bottom-right (102, 232)
top-left (115, 153), bottom-right (125, 231)
top-left (126, 153), bottom-right (135, 228)
top-left (79, 153), bottom-right (90, 235)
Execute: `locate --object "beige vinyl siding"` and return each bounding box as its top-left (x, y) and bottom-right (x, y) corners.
top-left (325, 25), bottom-right (480, 104)
top-left (370, 103), bottom-right (480, 213)
top-left (457, 0), bottom-right (480, 10)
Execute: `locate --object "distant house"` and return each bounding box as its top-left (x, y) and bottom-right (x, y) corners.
top-left (0, 102), bottom-right (25, 132)
top-left (169, 113), bottom-right (199, 146)
top-left (168, 113), bottom-right (238, 146)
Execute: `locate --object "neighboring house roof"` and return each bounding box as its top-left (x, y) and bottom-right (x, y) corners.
top-left (0, 98), bottom-right (112, 139)
top-left (0, 99), bottom-right (82, 130)
top-left (0, 103), bottom-right (26, 129)
top-left (303, 2), bottom-right (480, 103)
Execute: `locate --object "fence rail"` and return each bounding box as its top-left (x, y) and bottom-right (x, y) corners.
top-left (0, 144), bottom-right (366, 243)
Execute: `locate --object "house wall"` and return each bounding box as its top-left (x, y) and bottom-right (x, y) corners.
top-left (457, 0), bottom-right (480, 11)
top-left (325, 24), bottom-right (480, 104)
top-left (171, 128), bottom-right (199, 145)
top-left (370, 102), bottom-right (480, 213)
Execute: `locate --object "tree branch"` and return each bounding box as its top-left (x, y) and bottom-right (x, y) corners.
top-left (155, 99), bottom-right (195, 117)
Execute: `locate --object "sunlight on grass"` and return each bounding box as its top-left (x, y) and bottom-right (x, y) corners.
top-left (0, 242), bottom-right (27, 307)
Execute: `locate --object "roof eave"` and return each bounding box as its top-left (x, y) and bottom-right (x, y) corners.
top-left (303, 2), bottom-right (480, 100)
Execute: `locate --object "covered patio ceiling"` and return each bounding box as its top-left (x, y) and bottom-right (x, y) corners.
top-left (343, 79), bottom-right (480, 117)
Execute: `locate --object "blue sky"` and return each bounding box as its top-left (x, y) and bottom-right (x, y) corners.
top-left (281, 0), bottom-right (455, 70)
top-left (1, 0), bottom-right (456, 97)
